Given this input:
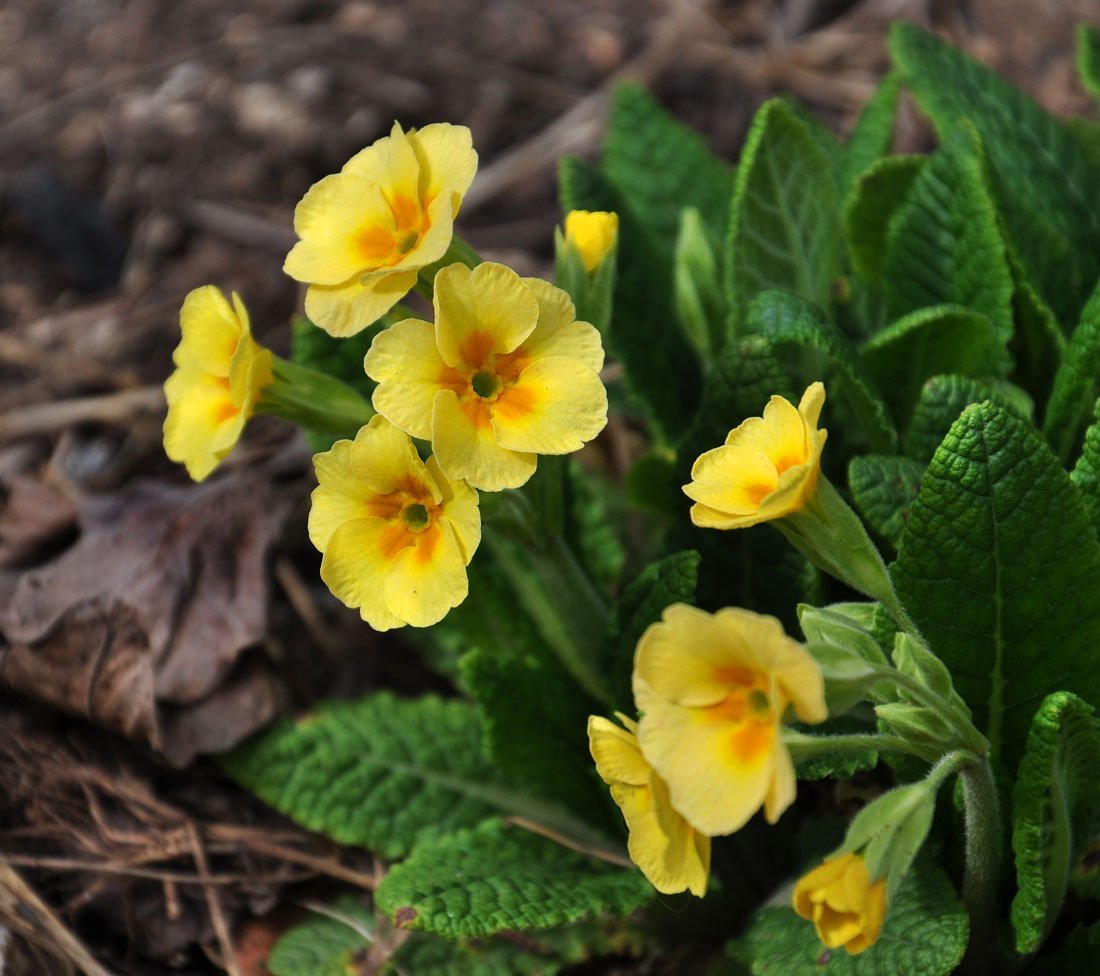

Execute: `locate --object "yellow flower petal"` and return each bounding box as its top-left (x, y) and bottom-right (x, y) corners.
top-left (433, 263), bottom-right (539, 369)
top-left (490, 357), bottom-right (608, 455)
top-left (426, 455), bottom-right (481, 562)
top-left (564, 210), bottom-right (619, 273)
top-left (431, 388), bottom-right (537, 491)
top-left (304, 269), bottom-right (419, 338)
top-left (176, 285), bottom-right (245, 375)
top-left (793, 852), bottom-right (887, 955)
top-left (588, 716), bottom-right (651, 788)
top-left (520, 278), bottom-right (605, 372)
top-left (320, 516), bottom-right (408, 631)
top-left (407, 123), bottom-right (478, 215)
top-left (366, 318), bottom-right (452, 440)
top-left (308, 439), bottom-right (373, 551)
top-left (342, 120), bottom-right (422, 199)
top-left (163, 367), bottom-right (242, 482)
top-left (383, 519), bottom-right (469, 627)
top-left (349, 414), bottom-right (440, 501)
top-left (684, 445), bottom-right (780, 523)
top-left (763, 734), bottom-right (796, 824)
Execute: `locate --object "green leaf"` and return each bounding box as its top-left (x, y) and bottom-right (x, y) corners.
top-left (726, 99), bottom-right (842, 334)
top-left (1007, 242), bottom-right (1065, 407)
top-left (606, 551), bottom-right (700, 710)
top-left (223, 692), bottom-right (528, 859)
top-left (1070, 396), bottom-right (1100, 537)
top-left (881, 124), bottom-right (1014, 347)
top-left (268, 896), bottom-right (373, 976)
top-left (906, 373), bottom-right (1021, 463)
top-left (841, 71), bottom-right (902, 196)
top-left (891, 401), bottom-right (1100, 769)
top-left (1043, 277), bottom-right (1100, 462)
top-left (747, 290), bottom-right (897, 453)
top-left (730, 860), bottom-right (967, 976)
top-left (848, 455), bottom-right (924, 551)
top-left (1011, 691), bottom-right (1100, 953)
top-left (794, 741), bottom-right (879, 782)
top-left (604, 84), bottom-right (733, 260)
top-left (1077, 25), bottom-right (1100, 104)
top-left (843, 154), bottom-right (923, 283)
top-left (890, 22), bottom-right (1100, 327)
top-left (375, 820), bottom-right (651, 938)
top-left (861, 305), bottom-right (1004, 428)
top-left (559, 155), bottom-right (701, 440)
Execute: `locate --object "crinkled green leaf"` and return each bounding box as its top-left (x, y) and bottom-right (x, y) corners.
top-left (604, 83), bottom-right (733, 260)
top-left (1070, 395), bottom-right (1100, 537)
top-left (892, 402), bottom-right (1100, 769)
top-left (1043, 277), bottom-right (1100, 462)
top-left (559, 155), bottom-right (700, 440)
top-left (841, 71), bottom-right (902, 196)
top-left (565, 459), bottom-right (626, 591)
top-left (606, 550), bottom-right (700, 710)
top-left (1007, 241), bottom-right (1065, 407)
top-left (849, 455), bottom-right (924, 551)
top-left (730, 860), bottom-right (967, 975)
top-left (1011, 692), bottom-right (1100, 953)
top-left (223, 693), bottom-right (525, 859)
top-left (795, 742), bottom-right (879, 782)
top-left (843, 154), bottom-right (923, 284)
top-left (881, 124), bottom-right (1014, 348)
top-left (890, 22), bottom-right (1100, 327)
top-left (726, 99), bottom-right (842, 334)
top-left (747, 290), bottom-right (896, 453)
top-left (375, 820), bottom-right (651, 938)
top-left (1077, 25), bottom-right (1100, 104)
top-left (906, 373), bottom-right (1021, 463)
top-left (861, 305), bottom-right (1004, 428)
top-left (268, 896), bottom-right (373, 976)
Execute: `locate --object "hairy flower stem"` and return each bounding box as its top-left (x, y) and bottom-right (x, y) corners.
top-left (959, 756), bottom-right (1001, 975)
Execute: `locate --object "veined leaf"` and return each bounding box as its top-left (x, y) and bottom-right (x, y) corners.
top-left (726, 99), bottom-right (842, 334)
top-left (881, 124), bottom-right (1014, 347)
top-left (1071, 396), bottom-right (1100, 538)
top-left (604, 84), bottom-right (733, 259)
top-left (375, 819), bottom-right (651, 938)
top-left (849, 455), bottom-right (924, 551)
top-left (906, 373), bottom-right (1022, 463)
top-left (1007, 241), bottom-right (1065, 408)
top-left (1077, 25), bottom-right (1100, 104)
top-left (843, 154), bottom-right (923, 283)
top-left (1043, 277), bottom-right (1100, 462)
top-left (747, 290), bottom-right (896, 453)
top-left (267, 896), bottom-right (373, 976)
top-left (892, 402), bottom-right (1100, 769)
top-left (890, 22), bottom-right (1100, 327)
top-left (1011, 692), bottom-right (1100, 953)
top-left (841, 71), bottom-right (902, 196)
top-left (559, 156), bottom-right (700, 440)
top-left (730, 859), bottom-right (967, 976)
top-left (861, 305), bottom-right (1004, 428)
top-left (224, 692), bottom-right (541, 859)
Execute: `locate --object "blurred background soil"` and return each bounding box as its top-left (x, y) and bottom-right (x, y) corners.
top-left (0, 1), bottom-right (1097, 973)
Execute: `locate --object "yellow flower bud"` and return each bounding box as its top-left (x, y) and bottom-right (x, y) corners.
top-left (683, 382), bottom-right (827, 529)
top-left (564, 210), bottom-right (619, 273)
top-left (792, 851), bottom-right (888, 955)
top-left (163, 286), bottom-right (273, 482)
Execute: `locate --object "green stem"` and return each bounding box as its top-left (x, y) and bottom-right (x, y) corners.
top-left (958, 756), bottom-right (1001, 975)
top-left (783, 730), bottom-right (921, 761)
top-left (256, 356), bottom-right (375, 438)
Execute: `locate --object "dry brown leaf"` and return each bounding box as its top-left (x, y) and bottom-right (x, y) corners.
top-left (0, 473), bottom-right (292, 766)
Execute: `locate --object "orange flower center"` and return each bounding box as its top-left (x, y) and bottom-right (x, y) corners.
top-left (353, 191), bottom-right (431, 269)
top-left (703, 670), bottom-right (779, 765)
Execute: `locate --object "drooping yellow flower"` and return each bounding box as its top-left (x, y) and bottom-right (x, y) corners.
top-left (163, 285), bottom-right (273, 482)
top-left (308, 416), bottom-right (480, 630)
top-left (588, 713), bottom-right (710, 897)
top-left (564, 210), bottom-right (619, 273)
top-left (684, 382), bottom-right (828, 529)
top-left (633, 604), bottom-right (826, 836)
top-left (793, 852), bottom-right (887, 955)
top-left (365, 262), bottom-right (608, 492)
top-left (284, 122), bottom-right (478, 337)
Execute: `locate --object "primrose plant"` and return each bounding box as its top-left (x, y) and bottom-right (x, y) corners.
top-left (163, 21), bottom-right (1100, 976)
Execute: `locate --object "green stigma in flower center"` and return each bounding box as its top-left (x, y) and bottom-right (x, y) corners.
top-left (471, 369), bottom-right (502, 399)
top-left (747, 689), bottom-right (770, 717)
top-left (402, 503), bottom-right (430, 531)
top-left (397, 230), bottom-right (419, 254)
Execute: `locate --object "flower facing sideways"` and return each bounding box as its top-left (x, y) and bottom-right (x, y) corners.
top-left (284, 122), bottom-right (477, 337)
top-left (564, 210), bottom-right (619, 273)
top-left (308, 416), bottom-right (480, 630)
top-left (633, 604), bottom-right (826, 836)
top-left (684, 382), bottom-right (827, 529)
top-left (793, 852), bottom-right (887, 955)
top-left (365, 262), bottom-right (608, 491)
top-left (163, 285), bottom-right (273, 482)
top-left (588, 713), bottom-right (710, 897)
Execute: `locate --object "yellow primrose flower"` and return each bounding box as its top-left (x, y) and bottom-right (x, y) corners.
top-left (163, 285), bottom-right (273, 482)
top-left (308, 416), bottom-right (480, 630)
top-left (564, 210), bottom-right (619, 273)
top-left (684, 382), bottom-right (828, 529)
top-left (793, 852), bottom-right (887, 955)
top-left (365, 262), bottom-right (608, 492)
top-left (588, 713), bottom-right (710, 897)
top-left (284, 122), bottom-right (478, 337)
top-left (633, 604), bottom-right (826, 836)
